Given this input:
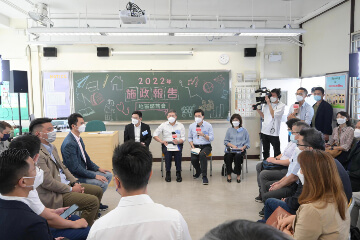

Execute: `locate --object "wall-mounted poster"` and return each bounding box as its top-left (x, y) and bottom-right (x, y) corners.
top-left (325, 73), bottom-right (348, 119)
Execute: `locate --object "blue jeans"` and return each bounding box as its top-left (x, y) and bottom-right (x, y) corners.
top-left (78, 171), bottom-right (113, 193)
top-left (50, 215), bottom-right (90, 240)
top-left (264, 198), bottom-right (296, 221)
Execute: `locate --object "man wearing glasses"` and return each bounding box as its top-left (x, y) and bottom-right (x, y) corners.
top-left (287, 88), bottom-right (314, 125)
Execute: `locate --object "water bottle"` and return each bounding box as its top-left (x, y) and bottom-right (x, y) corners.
top-left (227, 111), bottom-right (231, 121)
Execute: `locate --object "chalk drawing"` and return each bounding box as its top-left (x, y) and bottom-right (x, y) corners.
top-left (86, 81), bottom-right (99, 92)
top-left (116, 102), bottom-right (130, 115)
top-left (103, 74), bottom-right (109, 88)
top-left (199, 100), bottom-right (215, 112)
top-left (203, 82), bottom-right (214, 94)
top-left (104, 99), bottom-right (116, 121)
top-left (179, 80), bottom-right (203, 101)
top-left (111, 76), bottom-right (123, 91)
top-left (90, 92), bottom-right (105, 106)
top-left (75, 75), bottom-right (89, 89)
top-left (209, 104), bottom-right (225, 118)
top-left (78, 107), bottom-right (95, 117)
top-left (188, 76), bottom-right (199, 87)
top-left (76, 93), bottom-right (92, 107)
top-left (213, 75), bottom-right (225, 86)
top-left (135, 102), bottom-right (169, 115)
top-left (181, 104), bottom-right (196, 118)
top-left (221, 89), bottom-right (229, 99)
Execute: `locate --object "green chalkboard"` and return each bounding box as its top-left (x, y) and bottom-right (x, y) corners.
top-left (72, 71), bottom-right (230, 121)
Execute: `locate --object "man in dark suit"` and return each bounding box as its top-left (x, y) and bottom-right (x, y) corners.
top-left (124, 111), bottom-right (152, 147)
top-left (61, 113), bottom-right (112, 210)
top-left (0, 149), bottom-right (54, 240)
top-left (311, 87), bottom-right (333, 141)
top-left (347, 121), bottom-right (360, 192)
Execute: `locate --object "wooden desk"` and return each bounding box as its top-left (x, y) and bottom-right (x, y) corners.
top-left (53, 131), bottom-right (119, 187)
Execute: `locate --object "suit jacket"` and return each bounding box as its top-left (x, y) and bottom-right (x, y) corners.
top-left (37, 144), bottom-right (77, 209)
top-left (0, 199), bottom-right (53, 240)
top-left (347, 141), bottom-right (360, 179)
top-left (124, 122), bottom-right (152, 147)
top-left (312, 100), bottom-right (333, 135)
top-left (61, 132), bottom-right (99, 179)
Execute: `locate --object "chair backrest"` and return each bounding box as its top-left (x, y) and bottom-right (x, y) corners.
top-left (85, 120), bottom-right (106, 132)
top-left (349, 197), bottom-right (354, 212)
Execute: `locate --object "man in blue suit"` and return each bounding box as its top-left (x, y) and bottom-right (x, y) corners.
top-left (0, 149), bottom-right (54, 240)
top-left (61, 113), bottom-right (112, 210)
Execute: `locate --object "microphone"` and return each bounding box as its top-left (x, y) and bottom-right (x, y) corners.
top-left (294, 102), bottom-right (299, 109)
top-left (196, 125), bottom-right (201, 139)
top-left (172, 131), bottom-right (177, 141)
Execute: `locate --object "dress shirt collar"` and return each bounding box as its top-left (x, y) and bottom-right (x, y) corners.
top-left (118, 194), bottom-right (154, 208)
top-left (134, 123), bottom-right (141, 128)
top-left (165, 121), bottom-right (179, 127)
top-left (71, 132), bottom-right (81, 142)
top-left (41, 143), bottom-right (53, 154)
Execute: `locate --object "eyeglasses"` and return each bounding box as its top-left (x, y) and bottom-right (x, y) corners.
top-left (296, 143), bottom-right (309, 147)
top-left (295, 93), bottom-right (304, 96)
top-left (291, 131), bottom-right (299, 134)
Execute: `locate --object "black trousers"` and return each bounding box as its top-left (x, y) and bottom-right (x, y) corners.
top-left (224, 152), bottom-right (244, 175)
top-left (191, 144), bottom-right (212, 177)
top-left (261, 133), bottom-right (281, 160)
top-left (161, 144), bottom-right (183, 172)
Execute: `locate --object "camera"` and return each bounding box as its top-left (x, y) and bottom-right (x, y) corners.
top-left (252, 87), bottom-right (272, 110)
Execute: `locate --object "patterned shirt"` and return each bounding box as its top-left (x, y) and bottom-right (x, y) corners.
top-left (328, 126), bottom-right (354, 151)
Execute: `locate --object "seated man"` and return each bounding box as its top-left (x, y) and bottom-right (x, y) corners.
top-left (9, 134), bottom-right (93, 240)
top-left (263, 128), bottom-right (352, 221)
top-left (87, 141), bottom-right (191, 240)
top-left (61, 113), bottom-right (112, 208)
top-left (153, 109), bottom-right (186, 182)
top-left (28, 118), bottom-right (104, 226)
top-left (0, 149), bottom-right (54, 240)
top-left (351, 192), bottom-right (360, 228)
top-left (0, 121), bottom-right (13, 154)
top-left (124, 110), bottom-right (152, 147)
top-left (188, 109), bottom-right (214, 185)
top-left (346, 121), bottom-right (360, 192)
top-left (255, 118), bottom-right (300, 202)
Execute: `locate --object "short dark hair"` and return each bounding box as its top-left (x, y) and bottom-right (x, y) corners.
top-left (112, 141), bottom-right (152, 191)
top-left (0, 121), bottom-right (12, 133)
top-left (286, 118), bottom-right (301, 129)
top-left (29, 118), bottom-right (52, 133)
top-left (336, 111), bottom-right (352, 127)
top-left (297, 87), bottom-right (308, 96)
top-left (299, 128), bottom-right (325, 150)
top-left (271, 88), bottom-right (281, 99)
top-left (194, 109), bottom-right (204, 116)
top-left (68, 113), bottom-right (84, 130)
top-left (230, 113), bottom-right (242, 128)
top-left (0, 149), bottom-right (30, 195)
top-left (201, 220), bottom-right (292, 240)
top-left (9, 134), bottom-right (41, 158)
top-left (167, 109), bottom-right (177, 116)
top-left (132, 111), bottom-right (142, 118)
top-left (293, 121), bottom-right (310, 131)
top-left (314, 87), bottom-right (325, 95)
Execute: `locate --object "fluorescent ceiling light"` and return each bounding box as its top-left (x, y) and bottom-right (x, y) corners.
top-left (240, 33), bottom-right (301, 37)
top-left (112, 51), bottom-right (193, 56)
top-left (174, 33), bottom-right (235, 36)
top-left (41, 32), bottom-right (101, 36)
top-left (107, 33), bottom-right (168, 36)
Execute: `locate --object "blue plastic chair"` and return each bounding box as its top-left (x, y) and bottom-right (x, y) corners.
top-left (85, 120), bottom-right (106, 132)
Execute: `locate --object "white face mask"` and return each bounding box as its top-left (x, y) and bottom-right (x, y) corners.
top-left (232, 121), bottom-right (240, 127)
top-left (168, 117), bottom-right (176, 124)
top-left (78, 124), bottom-right (86, 133)
top-left (297, 169), bottom-right (304, 184)
top-left (270, 97), bottom-right (277, 103)
top-left (195, 117), bottom-right (203, 124)
top-left (296, 95), bottom-right (304, 102)
top-left (23, 167), bottom-right (44, 190)
top-left (355, 129), bottom-right (360, 138)
top-left (45, 131), bottom-right (57, 143)
top-left (336, 118), bottom-right (347, 125)
top-left (131, 118), bottom-right (139, 125)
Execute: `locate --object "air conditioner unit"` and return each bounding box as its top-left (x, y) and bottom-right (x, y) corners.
top-left (119, 10), bottom-right (147, 24)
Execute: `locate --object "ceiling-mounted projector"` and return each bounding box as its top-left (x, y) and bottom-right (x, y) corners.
top-left (119, 2), bottom-right (147, 24)
top-left (28, 3), bottom-right (54, 27)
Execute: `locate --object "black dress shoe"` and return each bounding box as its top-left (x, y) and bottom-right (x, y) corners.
top-left (165, 171), bottom-right (171, 182)
top-left (193, 171), bottom-right (201, 179)
top-left (227, 177), bottom-right (231, 183)
top-left (176, 171), bottom-right (182, 182)
top-left (237, 179), bottom-right (241, 183)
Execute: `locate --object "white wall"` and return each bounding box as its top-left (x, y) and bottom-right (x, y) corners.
top-left (302, 1), bottom-right (351, 77)
top-left (355, 0), bottom-right (360, 33)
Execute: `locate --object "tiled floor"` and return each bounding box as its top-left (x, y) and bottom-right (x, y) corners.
top-left (100, 159), bottom-right (263, 240)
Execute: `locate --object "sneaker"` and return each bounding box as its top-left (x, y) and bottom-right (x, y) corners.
top-left (202, 176), bottom-right (209, 185)
top-left (165, 171), bottom-right (171, 182)
top-left (99, 203), bottom-right (108, 211)
top-left (193, 171), bottom-right (201, 179)
top-left (255, 195), bottom-right (262, 203)
top-left (259, 208), bottom-right (264, 217)
top-left (176, 171), bottom-right (182, 182)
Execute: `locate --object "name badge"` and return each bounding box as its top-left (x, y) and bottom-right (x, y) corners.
top-left (142, 130), bottom-right (148, 136)
top-left (237, 128), bottom-right (244, 133)
top-left (203, 131), bottom-right (208, 135)
top-left (175, 130), bottom-right (181, 134)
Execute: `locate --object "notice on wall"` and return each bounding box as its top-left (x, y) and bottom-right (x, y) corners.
top-left (325, 73), bottom-right (348, 119)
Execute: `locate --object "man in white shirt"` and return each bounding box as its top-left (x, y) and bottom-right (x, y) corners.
top-left (287, 87), bottom-right (314, 125)
top-left (87, 141), bottom-right (192, 240)
top-left (256, 89), bottom-right (285, 160)
top-left (153, 109), bottom-right (186, 182)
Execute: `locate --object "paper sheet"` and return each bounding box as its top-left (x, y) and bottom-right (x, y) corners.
top-left (167, 144), bottom-right (179, 151)
top-left (47, 92), bottom-right (66, 106)
top-left (47, 106), bottom-right (57, 119)
top-left (43, 79), bottom-right (55, 92)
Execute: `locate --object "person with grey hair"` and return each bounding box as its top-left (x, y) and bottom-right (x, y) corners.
top-left (153, 109), bottom-right (186, 182)
top-left (201, 220), bottom-right (291, 240)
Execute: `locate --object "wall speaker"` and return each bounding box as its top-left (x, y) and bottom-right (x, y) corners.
top-left (244, 48), bottom-right (257, 57)
top-left (1, 60), bottom-right (10, 82)
top-left (10, 70), bottom-right (28, 93)
top-left (43, 47), bottom-right (57, 57)
top-left (97, 47), bottom-right (110, 57)
top-left (349, 53), bottom-right (359, 78)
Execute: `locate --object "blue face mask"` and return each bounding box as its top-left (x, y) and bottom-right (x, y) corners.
top-left (1, 134), bottom-right (10, 141)
top-left (290, 134), bottom-right (298, 143)
top-left (288, 131), bottom-right (291, 137)
top-left (314, 95), bottom-right (322, 101)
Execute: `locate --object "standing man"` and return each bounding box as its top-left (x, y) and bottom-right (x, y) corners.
top-left (0, 121), bottom-right (12, 154)
top-left (61, 113), bottom-right (112, 210)
top-left (124, 111), bottom-right (152, 147)
top-left (256, 88), bottom-right (285, 160)
top-left (311, 87), bottom-right (333, 141)
top-left (153, 110), bottom-right (186, 183)
top-left (346, 121), bottom-right (360, 192)
top-left (188, 109), bottom-right (214, 185)
top-left (287, 87), bottom-right (314, 125)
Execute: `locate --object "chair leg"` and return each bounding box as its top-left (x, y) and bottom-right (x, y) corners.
top-left (241, 162), bottom-right (244, 180)
top-left (246, 153), bottom-right (248, 173)
top-left (210, 156), bottom-right (212, 176)
top-left (161, 157), bottom-right (164, 177)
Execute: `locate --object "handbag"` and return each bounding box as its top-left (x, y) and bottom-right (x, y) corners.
top-left (262, 160), bottom-right (287, 170)
top-left (266, 206), bottom-right (292, 228)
